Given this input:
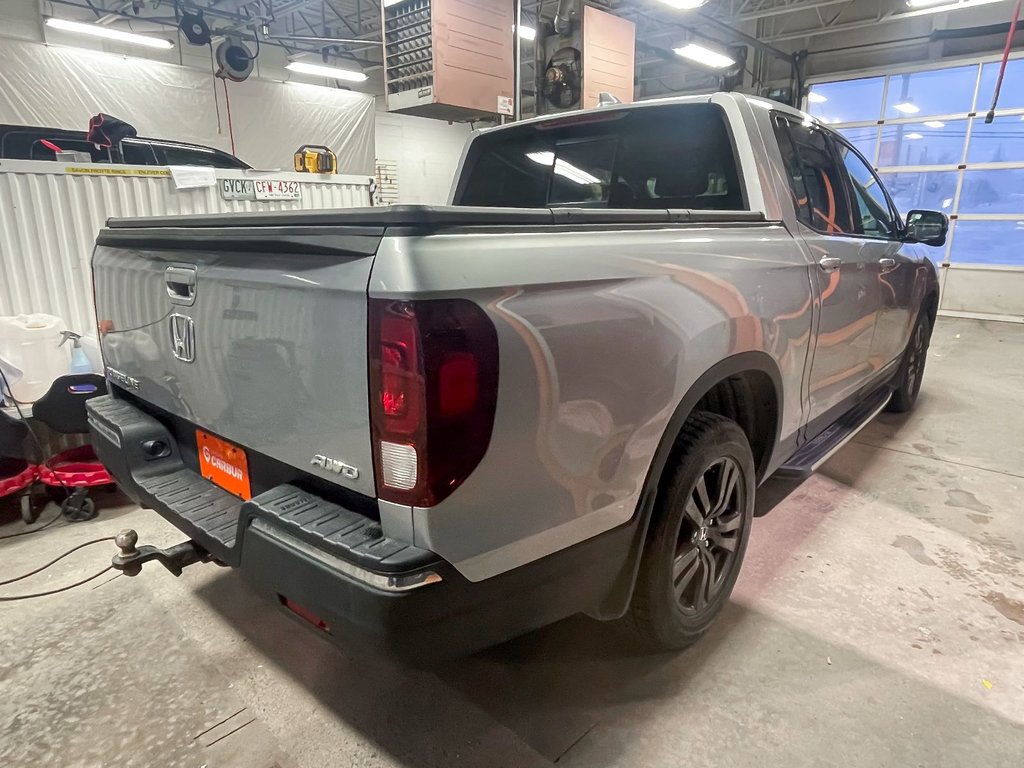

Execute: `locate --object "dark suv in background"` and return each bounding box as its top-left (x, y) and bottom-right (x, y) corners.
top-left (0, 124), bottom-right (249, 168)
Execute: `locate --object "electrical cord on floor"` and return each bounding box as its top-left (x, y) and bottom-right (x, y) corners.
top-left (0, 565), bottom-right (114, 601)
top-left (0, 536), bottom-right (114, 586)
top-left (0, 509), bottom-right (67, 541)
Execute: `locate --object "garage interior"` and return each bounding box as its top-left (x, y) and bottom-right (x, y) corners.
top-left (1, 0), bottom-right (1023, 766)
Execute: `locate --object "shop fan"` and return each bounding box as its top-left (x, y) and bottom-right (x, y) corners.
top-left (542, 47), bottom-right (582, 111)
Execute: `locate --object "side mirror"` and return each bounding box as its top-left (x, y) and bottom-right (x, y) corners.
top-left (904, 209), bottom-right (949, 247)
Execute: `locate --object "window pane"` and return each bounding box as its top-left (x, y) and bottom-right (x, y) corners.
top-left (547, 139), bottom-right (615, 205)
top-left (885, 65), bottom-right (978, 119)
top-left (121, 140), bottom-right (156, 165)
top-left (785, 120), bottom-right (855, 234)
top-left (807, 77), bottom-right (885, 123)
top-left (835, 141), bottom-right (896, 238)
top-left (838, 127), bottom-right (878, 165)
top-left (977, 59), bottom-right (1024, 112)
top-left (878, 171), bottom-right (958, 214)
top-left (949, 220), bottom-right (1024, 266)
top-left (967, 115), bottom-right (1024, 164)
top-left (773, 117), bottom-right (813, 229)
top-left (457, 104), bottom-right (744, 210)
top-left (877, 120), bottom-right (967, 166)
top-left (959, 169), bottom-right (1024, 214)
top-left (160, 145), bottom-right (225, 168)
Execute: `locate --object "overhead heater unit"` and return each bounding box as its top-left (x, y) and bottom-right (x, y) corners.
top-left (537, 4), bottom-right (635, 115)
top-left (383, 0), bottom-right (515, 120)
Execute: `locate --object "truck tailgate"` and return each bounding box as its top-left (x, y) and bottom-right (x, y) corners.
top-left (93, 225), bottom-right (381, 498)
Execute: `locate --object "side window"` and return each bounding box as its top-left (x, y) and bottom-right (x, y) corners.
top-left (775, 116), bottom-right (855, 235)
top-left (772, 116), bottom-right (812, 228)
top-left (833, 139), bottom-right (897, 239)
top-left (121, 140), bottom-right (157, 165)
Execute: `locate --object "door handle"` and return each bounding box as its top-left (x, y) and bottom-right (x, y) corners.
top-left (878, 257), bottom-right (896, 271)
top-left (165, 266), bottom-right (197, 306)
top-left (818, 256), bottom-right (842, 272)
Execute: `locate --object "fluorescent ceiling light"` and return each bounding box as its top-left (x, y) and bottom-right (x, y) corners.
top-left (923, 120), bottom-right (945, 128)
top-left (905, 132), bottom-right (924, 140)
top-left (903, 0), bottom-right (1001, 16)
top-left (673, 43), bottom-right (736, 70)
top-left (46, 17), bottom-right (174, 49)
top-left (893, 101), bottom-right (920, 114)
top-left (659, 0), bottom-right (709, 8)
top-left (516, 25), bottom-right (536, 41)
top-left (286, 60), bottom-right (368, 82)
top-left (806, 91), bottom-right (828, 104)
top-left (526, 151), bottom-right (601, 185)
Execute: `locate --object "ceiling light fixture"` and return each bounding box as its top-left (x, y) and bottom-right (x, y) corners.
top-left (923, 120), bottom-right (946, 128)
top-left (893, 101), bottom-right (921, 114)
top-left (516, 25), bottom-right (536, 41)
top-left (673, 43), bottom-right (736, 70)
top-left (806, 91), bottom-right (828, 104)
top-left (286, 60), bottom-right (368, 82)
top-left (903, 0), bottom-right (1001, 16)
top-left (46, 17), bottom-right (174, 49)
top-left (905, 132), bottom-right (924, 140)
top-left (659, 0), bottom-right (710, 9)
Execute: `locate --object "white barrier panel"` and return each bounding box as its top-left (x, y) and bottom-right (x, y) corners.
top-left (0, 160), bottom-right (373, 335)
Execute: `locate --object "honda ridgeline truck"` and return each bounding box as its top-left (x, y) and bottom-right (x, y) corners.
top-left (88, 93), bottom-right (946, 657)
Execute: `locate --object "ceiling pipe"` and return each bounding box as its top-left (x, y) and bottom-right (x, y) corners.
top-left (553, 0), bottom-right (574, 34)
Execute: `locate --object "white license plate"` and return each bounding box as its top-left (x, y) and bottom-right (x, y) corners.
top-left (219, 178), bottom-right (255, 200)
top-left (254, 180), bottom-right (301, 201)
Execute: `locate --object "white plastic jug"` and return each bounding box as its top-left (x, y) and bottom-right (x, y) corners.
top-left (0, 314), bottom-right (70, 403)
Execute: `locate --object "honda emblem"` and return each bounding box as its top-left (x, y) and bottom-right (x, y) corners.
top-left (169, 314), bottom-right (196, 363)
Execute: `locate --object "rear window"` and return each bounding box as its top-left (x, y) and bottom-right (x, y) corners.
top-left (455, 104), bottom-right (745, 210)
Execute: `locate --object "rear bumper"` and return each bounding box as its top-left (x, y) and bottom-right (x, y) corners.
top-left (88, 393), bottom-right (633, 659)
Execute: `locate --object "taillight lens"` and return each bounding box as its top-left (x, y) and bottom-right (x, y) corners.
top-left (368, 298), bottom-right (499, 507)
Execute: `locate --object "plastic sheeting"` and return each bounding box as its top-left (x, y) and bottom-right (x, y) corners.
top-left (0, 160), bottom-right (373, 336)
top-left (0, 38), bottom-right (375, 174)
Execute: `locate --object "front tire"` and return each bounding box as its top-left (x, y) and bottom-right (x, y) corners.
top-left (624, 412), bottom-right (755, 650)
top-left (887, 311), bottom-right (931, 413)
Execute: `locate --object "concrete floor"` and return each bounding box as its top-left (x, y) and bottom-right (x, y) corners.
top-left (2, 316), bottom-right (1023, 768)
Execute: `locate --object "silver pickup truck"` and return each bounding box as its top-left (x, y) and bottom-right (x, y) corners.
top-left (88, 93), bottom-right (945, 658)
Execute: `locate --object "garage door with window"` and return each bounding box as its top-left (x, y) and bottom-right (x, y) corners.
top-left (807, 55), bottom-right (1024, 320)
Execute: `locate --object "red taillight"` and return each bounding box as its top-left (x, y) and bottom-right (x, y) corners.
top-left (368, 299), bottom-right (499, 507)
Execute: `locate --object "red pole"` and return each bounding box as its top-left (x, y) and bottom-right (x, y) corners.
top-left (985, 0), bottom-right (1022, 124)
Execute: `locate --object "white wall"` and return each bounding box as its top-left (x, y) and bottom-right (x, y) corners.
top-left (0, 1), bottom-right (477, 202)
top-left (375, 110), bottom-right (473, 204)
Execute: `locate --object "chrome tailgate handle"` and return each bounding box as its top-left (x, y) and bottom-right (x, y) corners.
top-left (818, 256), bottom-right (842, 272)
top-left (165, 266), bottom-right (197, 305)
top-left (879, 257), bottom-right (896, 271)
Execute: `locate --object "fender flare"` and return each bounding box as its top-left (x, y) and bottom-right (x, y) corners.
top-left (590, 350), bottom-right (784, 620)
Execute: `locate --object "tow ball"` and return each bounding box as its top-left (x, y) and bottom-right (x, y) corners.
top-left (111, 528), bottom-right (213, 577)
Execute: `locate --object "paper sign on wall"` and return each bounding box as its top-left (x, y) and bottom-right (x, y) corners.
top-left (497, 95), bottom-right (514, 116)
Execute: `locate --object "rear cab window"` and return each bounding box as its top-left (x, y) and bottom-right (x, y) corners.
top-left (454, 103), bottom-right (747, 211)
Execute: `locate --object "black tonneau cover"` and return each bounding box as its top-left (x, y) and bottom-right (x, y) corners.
top-left (105, 204), bottom-right (767, 230)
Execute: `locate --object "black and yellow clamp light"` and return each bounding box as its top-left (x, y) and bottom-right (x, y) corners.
top-left (293, 145), bottom-right (338, 174)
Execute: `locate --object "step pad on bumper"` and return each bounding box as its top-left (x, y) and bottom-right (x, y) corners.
top-left (137, 468), bottom-right (242, 552)
top-left (249, 486), bottom-right (430, 572)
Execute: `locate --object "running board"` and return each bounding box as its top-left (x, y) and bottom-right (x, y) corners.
top-left (775, 388), bottom-right (892, 480)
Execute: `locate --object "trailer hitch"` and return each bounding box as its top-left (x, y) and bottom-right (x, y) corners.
top-left (111, 528), bottom-right (212, 577)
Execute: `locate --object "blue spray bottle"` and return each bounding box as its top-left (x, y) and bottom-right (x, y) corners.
top-left (59, 331), bottom-right (93, 375)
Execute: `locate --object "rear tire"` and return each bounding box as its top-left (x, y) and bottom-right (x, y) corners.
top-left (887, 311), bottom-right (931, 414)
top-left (624, 412), bottom-right (755, 650)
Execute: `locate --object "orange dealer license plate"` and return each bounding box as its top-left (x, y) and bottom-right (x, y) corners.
top-left (197, 429), bottom-right (252, 500)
